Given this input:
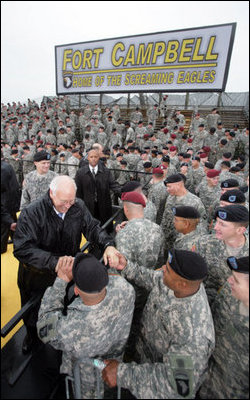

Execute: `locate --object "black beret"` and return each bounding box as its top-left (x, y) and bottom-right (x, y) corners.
top-left (120, 160), bottom-right (127, 165)
top-left (143, 161), bottom-right (152, 168)
top-left (182, 153), bottom-right (192, 159)
top-left (221, 161), bottom-right (231, 168)
top-left (168, 249), bottom-right (208, 280)
top-left (172, 206), bottom-right (200, 219)
top-left (204, 162), bottom-right (214, 169)
top-left (215, 205), bottom-right (249, 222)
top-left (164, 173), bottom-right (186, 185)
top-left (180, 162), bottom-right (189, 167)
top-left (162, 155), bottom-right (170, 163)
top-left (220, 139), bottom-right (227, 145)
top-left (33, 150), bottom-right (51, 162)
top-left (227, 256), bottom-right (249, 274)
top-left (223, 152), bottom-right (232, 158)
top-left (230, 166), bottom-right (241, 173)
top-left (221, 179), bottom-right (239, 188)
top-left (121, 181), bottom-right (141, 193)
top-left (220, 189), bottom-right (246, 204)
top-left (72, 253), bottom-right (108, 293)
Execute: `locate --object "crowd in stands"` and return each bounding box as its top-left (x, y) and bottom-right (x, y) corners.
top-left (1, 94), bottom-right (249, 399)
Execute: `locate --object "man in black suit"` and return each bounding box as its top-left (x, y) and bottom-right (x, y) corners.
top-left (75, 149), bottom-right (121, 233)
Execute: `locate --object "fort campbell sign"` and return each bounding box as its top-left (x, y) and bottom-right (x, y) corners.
top-left (55, 22), bottom-right (236, 95)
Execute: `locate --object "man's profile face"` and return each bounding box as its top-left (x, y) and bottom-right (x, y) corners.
top-left (227, 271), bottom-right (249, 303)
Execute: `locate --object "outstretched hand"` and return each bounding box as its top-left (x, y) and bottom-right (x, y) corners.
top-left (55, 256), bottom-right (74, 282)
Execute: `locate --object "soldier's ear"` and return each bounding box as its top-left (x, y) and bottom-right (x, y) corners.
top-left (74, 285), bottom-right (80, 296)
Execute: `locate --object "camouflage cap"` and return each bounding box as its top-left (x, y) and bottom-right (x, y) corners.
top-left (168, 249), bottom-right (208, 280)
top-left (73, 253), bottom-right (108, 293)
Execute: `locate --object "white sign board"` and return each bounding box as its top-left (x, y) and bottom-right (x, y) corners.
top-left (55, 23), bottom-right (236, 94)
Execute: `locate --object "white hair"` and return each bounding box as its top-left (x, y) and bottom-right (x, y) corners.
top-left (49, 175), bottom-right (76, 195)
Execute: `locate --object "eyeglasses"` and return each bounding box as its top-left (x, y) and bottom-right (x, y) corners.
top-left (58, 199), bottom-right (75, 206)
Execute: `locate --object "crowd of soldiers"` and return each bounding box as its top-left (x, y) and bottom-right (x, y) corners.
top-left (1, 94), bottom-right (249, 399)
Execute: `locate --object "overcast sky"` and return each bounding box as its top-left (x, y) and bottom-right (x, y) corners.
top-left (1, 1), bottom-right (249, 104)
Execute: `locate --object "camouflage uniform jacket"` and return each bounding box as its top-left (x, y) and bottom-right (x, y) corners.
top-left (173, 229), bottom-right (204, 252)
top-left (147, 181), bottom-right (168, 225)
top-left (67, 156), bottom-right (80, 179)
top-left (22, 152), bottom-right (35, 176)
top-left (37, 275), bottom-right (135, 398)
top-left (115, 218), bottom-right (165, 269)
top-left (20, 170), bottom-right (58, 210)
top-left (191, 167), bottom-right (206, 191)
top-left (197, 234), bottom-right (249, 305)
top-left (199, 282), bottom-right (249, 399)
top-left (118, 262), bottom-right (215, 399)
top-left (144, 200), bottom-right (157, 223)
top-left (197, 183), bottom-right (221, 214)
top-left (161, 191), bottom-right (207, 253)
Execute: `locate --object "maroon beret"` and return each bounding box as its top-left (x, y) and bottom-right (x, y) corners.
top-left (153, 167), bottom-right (164, 174)
top-left (121, 192), bottom-right (146, 207)
top-left (200, 153), bottom-right (208, 159)
top-left (207, 169), bottom-right (220, 178)
top-left (169, 146), bottom-right (177, 151)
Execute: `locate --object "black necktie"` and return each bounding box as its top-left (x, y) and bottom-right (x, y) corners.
top-left (91, 168), bottom-right (97, 201)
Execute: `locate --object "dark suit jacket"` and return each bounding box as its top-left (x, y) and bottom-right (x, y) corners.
top-left (75, 162), bottom-right (121, 225)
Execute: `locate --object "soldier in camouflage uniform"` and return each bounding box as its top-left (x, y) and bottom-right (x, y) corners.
top-left (190, 156), bottom-right (206, 192)
top-left (102, 249), bottom-right (215, 399)
top-left (199, 256), bottom-right (249, 399)
top-left (196, 169), bottom-right (221, 215)
top-left (116, 191), bottom-right (165, 269)
top-left (116, 191), bottom-right (165, 359)
top-left (172, 206), bottom-right (203, 251)
top-left (146, 104), bottom-right (159, 128)
top-left (22, 146), bottom-right (35, 177)
top-left (130, 107), bottom-right (143, 128)
top-left (54, 153), bottom-right (69, 175)
top-left (205, 108), bottom-right (221, 130)
top-left (20, 151), bottom-right (57, 210)
top-left (190, 113), bottom-right (206, 133)
top-left (191, 124), bottom-right (208, 152)
top-left (147, 167), bottom-right (168, 225)
top-left (161, 174), bottom-right (207, 256)
top-left (37, 253), bottom-right (135, 399)
top-left (197, 205), bottom-right (249, 305)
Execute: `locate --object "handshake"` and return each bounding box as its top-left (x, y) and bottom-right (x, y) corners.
top-left (55, 256), bottom-right (75, 282)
